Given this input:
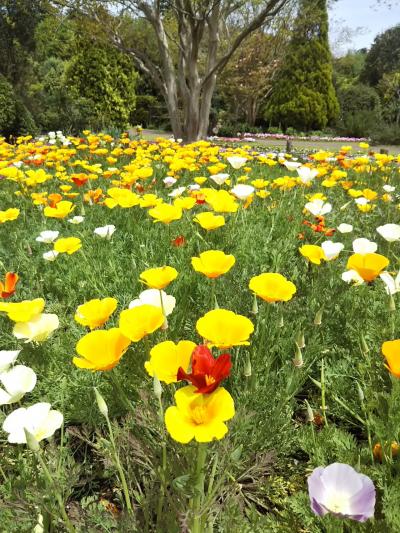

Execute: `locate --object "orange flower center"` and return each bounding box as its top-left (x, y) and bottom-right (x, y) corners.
top-left (205, 375), bottom-right (216, 386)
top-left (192, 405), bottom-right (207, 425)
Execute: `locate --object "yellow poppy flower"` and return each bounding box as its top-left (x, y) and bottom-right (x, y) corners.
top-left (249, 273), bottom-right (296, 303)
top-left (299, 245), bottom-right (326, 265)
top-left (54, 237), bottom-right (82, 255)
top-left (0, 298), bottom-right (45, 322)
top-left (139, 194), bottom-right (161, 208)
top-left (73, 328), bottom-right (130, 371)
top-left (191, 250), bottom-right (235, 279)
top-left (43, 200), bottom-right (75, 219)
top-left (206, 190), bottom-right (238, 213)
top-left (104, 187), bottom-right (139, 208)
top-left (140, 266), bottom-right (178, 289)
top-left (347, 253), bottom-right (389, 282)
top-left (251, 179), bottom-right (269, 189)
top-left (119, 304), bottom-right (164, 342)
top-left (196, 309), bottom-right (254, 349)
top-left (148, 203), bottom-right (182, 224)
top-left (0, 208), bottom-right (20, 223)
top-left (75, 298), bottom-right (118, 329)
top-left (164, 385), bottom-right (235, 443)
top-left (382, 340), bottom-right (400, 378)
top-left (193, 212), bottom-right (225, 231)
top-left (173, 197), bottom-right (196, 210)
top-left (145, 340), bottom-right (196, 384)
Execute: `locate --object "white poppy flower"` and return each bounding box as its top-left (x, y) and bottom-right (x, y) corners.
top-left (383, 185), bottom-right (396, 193)
top-left (297, 166), bottom-right (319, 184)
top-left (227, 156), bottom-right (247, 169)
top-left (376, 224), bottom-right (400, 242)
top-left (342, 270), bottom-right (364, 285)
top-left (2, 402), bottom-right (63, 444)
top-left (94, 225), bottom-right (116, 239)
top-left (352, 238), bottom-right (377, 255)
top-left (129, 289), bottom-right (176, 316)
top-left (188, 184), bottom-right (200, 191)
top-left (283, 161), bottom-right (302, 171)
top-left (230, 184), bottom-right (255, 200)
top-left (0, 350), bottom-right (21, 373)
top-left (13, 313), bottom-right (59, 343)
top-left (168, 187), bottom-right (186, 198)
top-left (355, 197), bottom-right (369, 205)
top-left (321, 241), bottom-right (344, 261)
top-left (209, 173), bottom-right (230, 185)
top-left (43, 250), bottom-right (59, 261)
top-left (337, 223), bottom-right (353, 233)
top-left (304, 199), bottom-right (332, 216)
top-left (36, 230), bottom-right (59, 243)
top-left (0, 365), bottom-right (37, 405)
top-left (380, 271), bottom-right (400, 295)
top-left (68, 216), bottom-right (85, 224)
top-left (163, 176), bottom-right (177, 188)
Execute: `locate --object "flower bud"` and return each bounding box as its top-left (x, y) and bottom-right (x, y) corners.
top-left (304, 400), bottom-right (314, 423)
top-left (389, 294), bottom-right (396, 312)
top-left (296, 331), bottom-right (305, 349)
top-left (357, 382), bottom-right (364, 402)
top-left (251, 294), bottom-right (258, 315)
top-left (314, 307), bottom-right (323, 326)
top-left (94, 387), bottom-right (108, 418)
top-left (340, 200), bottom-right (352, 211)
top-left (24, 428), bottom-right (40, 452)
top-left (153, 374), bottom-right (163, 399)
top-left (244, 356), bottom-right (252, 377)
top-left (293, 343), bottom-right (304, 368)
top-left (214, 294), bottom-right (219, 309)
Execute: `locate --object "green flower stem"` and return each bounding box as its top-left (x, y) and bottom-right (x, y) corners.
top-left (0, 464), bottom-right (8, 483)
top-left (206, 452), bottom-right (219, 497)
top-left (210, 279), bottom-right (218, 309)
top-left (321, 358), bottom-right (328, 426)
top-left (35, 450), bottom-right (75, 533)
top-left (156, 396), bottom-right (168, 527)
top-left (192, 443), bottom-right (208, 533)
top-left (104, 412), bottom-right (133, 514)
top-left (360, 399), bottom-right (374, 462)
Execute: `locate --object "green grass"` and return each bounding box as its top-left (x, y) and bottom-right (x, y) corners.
top-left (1, 137), bottom-right (400, 531)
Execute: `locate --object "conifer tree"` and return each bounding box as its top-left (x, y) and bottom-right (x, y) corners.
top-left (266, 0), bottom-right (339, 131)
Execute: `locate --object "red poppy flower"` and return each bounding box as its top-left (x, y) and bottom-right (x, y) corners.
top-left (0, 272), bottom-right (19, 298)
top-left (72, 174), bottom-right (89, 187)
top-left (177, 345), bottom-right (231, 393)
top-left (171, 235), bottom-right (186, 247)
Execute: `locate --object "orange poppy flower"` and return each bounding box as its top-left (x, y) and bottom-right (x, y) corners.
top-left (84, 188), bottom-right (103, 204)
top-left (47, 193), bottom-right (63, 208)
top-left (0, 272), bottom-right (19, 299)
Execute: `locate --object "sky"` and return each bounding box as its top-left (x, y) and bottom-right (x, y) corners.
top-left (329, 0), bottom-right (400, 56)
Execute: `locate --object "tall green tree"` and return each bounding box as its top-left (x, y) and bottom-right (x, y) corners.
top-left (360, 25), bottom-right (400, 87)
top-left (59, 0), bottom-right (293, 142)
top-left (66, 35), bottom-right (138, 130)
top-left (266, 0), bottom-right (339, 131)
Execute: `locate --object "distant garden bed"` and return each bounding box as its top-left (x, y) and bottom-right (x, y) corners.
top-left (209, 132), bottom-right (370, 143)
